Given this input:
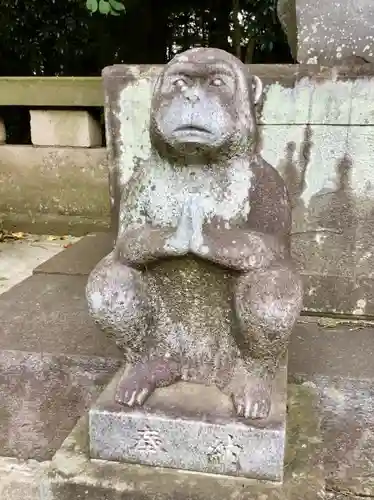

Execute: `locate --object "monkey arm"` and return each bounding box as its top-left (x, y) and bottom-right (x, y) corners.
top-left (192, 225), bottom-right (288, 272)
top-left (115, 224), bottom-right (188, 267)
top-left (191, 160), bottom-right (291, 272)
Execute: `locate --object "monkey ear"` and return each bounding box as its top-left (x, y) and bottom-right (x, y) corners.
top-left (252, 75), bottom-right (263, 105)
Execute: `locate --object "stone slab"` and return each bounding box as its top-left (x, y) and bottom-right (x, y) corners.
top-left (0, 273), bottom-right (121, 358)
top-left (295, 373), bottom-right (374, 498)
top-left (0, 233), bottom-right (79, 295)
top-left (0, 145), bottom-right (109, 221)
top-left (289, 317), bottom-right (374, 380)
top-left (45, 383), bottom-right (324, 500)
top-left (89, 362), bottom-right (287, 482)
top-left (30, 109), bottom-right (102, 147)
top-left (0, 350), bottom-right (120, 460)
top-left (34, 232), bottom-right (114, 276)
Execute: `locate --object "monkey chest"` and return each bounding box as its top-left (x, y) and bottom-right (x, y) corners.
top-left (143, 185), bottom-right (252, 227)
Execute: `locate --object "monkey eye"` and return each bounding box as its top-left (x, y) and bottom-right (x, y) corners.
top-left (210, 77), bottom-right (224, 87)
top-left (173, 78), bottom-right (188, 91)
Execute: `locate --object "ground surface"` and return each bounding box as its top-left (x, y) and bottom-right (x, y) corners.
top-left (0, 232), bottom-right (80, 295)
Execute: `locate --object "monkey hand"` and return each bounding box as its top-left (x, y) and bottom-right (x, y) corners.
top-left (164, 200), bottom-right (193, 255)
top-left (116, 224), bottom-right (185, 266)
top-left (191, 223), bottom-right (286, 272)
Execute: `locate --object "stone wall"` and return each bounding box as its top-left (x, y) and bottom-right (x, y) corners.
top-left (104, 63), bottom-right (374, 317)
top-left (0, 77), bottom-right (110, 235)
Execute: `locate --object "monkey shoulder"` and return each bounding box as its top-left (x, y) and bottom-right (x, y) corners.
top-left (247, 156), bottom-right (291, 237)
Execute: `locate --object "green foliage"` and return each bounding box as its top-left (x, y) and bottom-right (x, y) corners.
top-left (86, 0), bottom-right (126, 16)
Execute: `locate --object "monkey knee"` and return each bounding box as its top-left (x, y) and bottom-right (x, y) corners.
top-left (234, 265), bottom-right (303, 339)
top-left (86, 252), bottom-right (151, 328)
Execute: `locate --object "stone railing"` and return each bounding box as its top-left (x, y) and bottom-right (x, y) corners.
top-left (0, 77), bottom-right (109, 235)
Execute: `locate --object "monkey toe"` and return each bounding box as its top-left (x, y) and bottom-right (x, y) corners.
top-left (115, 377), bottom-right (154, 407)
top-left (230, 377), bottom-right (272, 420)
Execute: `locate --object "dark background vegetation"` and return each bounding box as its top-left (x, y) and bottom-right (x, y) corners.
top-left (0, 0), bottom-right (293, 143)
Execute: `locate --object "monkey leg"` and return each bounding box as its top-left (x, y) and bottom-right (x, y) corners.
top-left (115, 358), bottom-right (181, 407)
top-left (86, 251), bottom-right (154, 350)
top-left (86, 252), bottom-right (181, 407)
top-left (225, 263), bottom-right (303, 420)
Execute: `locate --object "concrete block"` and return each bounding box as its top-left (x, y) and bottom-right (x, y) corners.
top-left (30, 109), bottom-right (102, 147)
top-left (89, 363), bottom-right (287, 482)
top-left (34, 232), bottom-right (114, 276)
top-left (0, 144), bottom-right (110, 232)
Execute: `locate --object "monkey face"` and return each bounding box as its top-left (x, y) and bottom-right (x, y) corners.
top-left (150, 48), bottom-right (262, 160)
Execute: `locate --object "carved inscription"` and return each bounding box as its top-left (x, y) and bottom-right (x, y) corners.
top-left (207, 434), bottom-right (243, 469)
top-left (134, 426), bottom-right (165, 454)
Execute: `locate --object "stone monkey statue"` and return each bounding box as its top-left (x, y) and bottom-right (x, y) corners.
top-left (86, 47), bottom-right (303, 420)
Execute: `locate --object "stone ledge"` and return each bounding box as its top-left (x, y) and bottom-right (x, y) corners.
top-left (0, 213), bottom-right (110, 236)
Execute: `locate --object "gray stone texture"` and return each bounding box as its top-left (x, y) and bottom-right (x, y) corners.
top-left (46, 384), bottom-right (325, 500)
top-left (277, 0), bottom-right (374, 64)
top-left (0, 273), bottom-right (120, 357)
top-left (0, 350), bottom-right (120, 460)
top-left (0, 144), bottom-right (110, 234)
top-left (0, 241), bottom-right (121, 460)
top-left (89, 362), bottom-right (287, 481)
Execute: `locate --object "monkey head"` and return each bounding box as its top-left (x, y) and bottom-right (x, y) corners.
top-left (149, 47), bottom-right (263, 162)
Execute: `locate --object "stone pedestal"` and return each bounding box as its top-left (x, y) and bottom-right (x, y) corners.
top-left (89, 362), bottom-right (288, 482)
top-left (43, 384), bottom-right (325, 500)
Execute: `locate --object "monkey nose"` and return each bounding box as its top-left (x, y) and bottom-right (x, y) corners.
top-left (184, 90), bottom-right (200, 103)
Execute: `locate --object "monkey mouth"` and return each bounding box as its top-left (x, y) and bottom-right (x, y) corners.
top-left (174, 125), bottom-right (212, 135)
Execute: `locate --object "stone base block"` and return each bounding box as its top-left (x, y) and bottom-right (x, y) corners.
top-left (30, 110), bottom-right (102, 147)
top-left (89, 362), bottom-right (287, 482)
top-left (44, 383), bottom-right (325, 500)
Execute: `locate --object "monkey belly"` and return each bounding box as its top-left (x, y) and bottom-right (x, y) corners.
top-left (145, 256), bottom-right (240, 384)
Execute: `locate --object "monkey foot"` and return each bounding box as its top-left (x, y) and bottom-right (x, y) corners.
top-left (225, 369), bottom-right (272, 420)
top-left (115, 358), bottom-right (181, 407)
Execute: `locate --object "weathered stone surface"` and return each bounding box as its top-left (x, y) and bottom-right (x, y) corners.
top-left (0, 144), bottom-right (110, 231)
top-left (289, 317), bottom-right (374, 380)
top-left (289, 319), bottom-right (374, 497)
top-left (45, 384), bottom-right (325, 500)
top-left (30, 109), bottom-right (102, 147)
top-left (0, 350), bottom-right (120, 460)
top-left (90, 362), bottom-right (287, 481)
top-left (0, 458), bottom-right (47, 500)
top-left (277, 0), bottom-right (374, 65)
top-left (34, 232), bottom-right (114, 276)
top-left (0, 273), bottom-right (121, 358)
